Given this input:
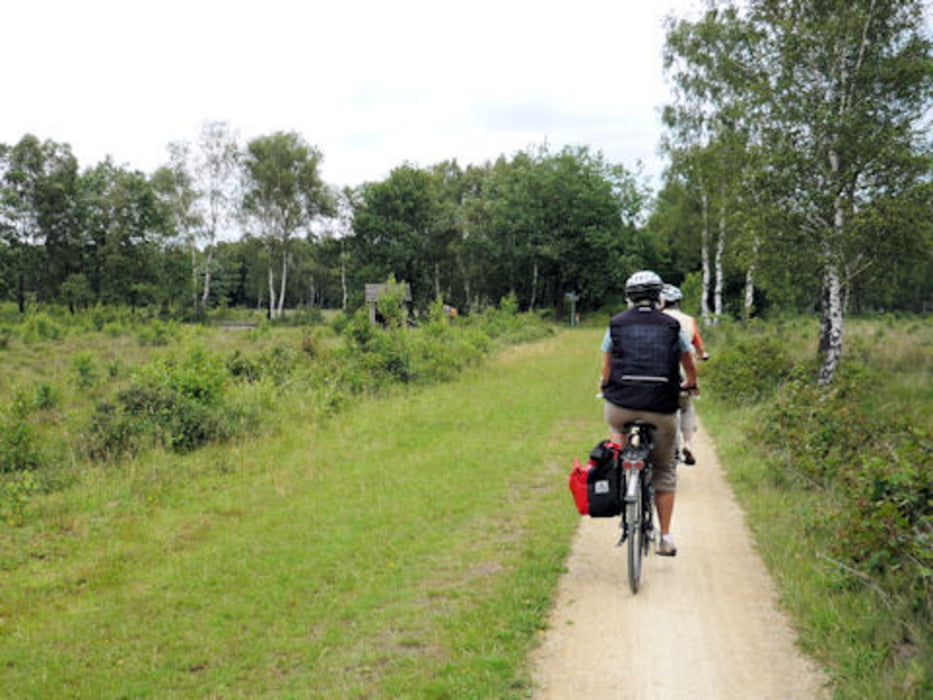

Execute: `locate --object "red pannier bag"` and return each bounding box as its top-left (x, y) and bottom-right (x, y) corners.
top-left (569, 458), bottom-right (590, 515)
top-left (568, 440), bottom-right (623, 517)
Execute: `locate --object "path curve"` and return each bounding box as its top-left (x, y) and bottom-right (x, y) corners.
top-left (531, 419), bottom-right (830, 699)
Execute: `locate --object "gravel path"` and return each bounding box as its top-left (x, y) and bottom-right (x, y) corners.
top-left (530, 419), bottom-right (830, 699)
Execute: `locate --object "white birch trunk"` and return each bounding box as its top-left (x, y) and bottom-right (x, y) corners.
top-left (819, 151), bottom-right (846, 386)
top-left (714, 193), bottom-right (725, 322)
top-left (190, 243), bottom-right (199, 309)
top-left (818, 257), bottom-right (845, 386)
top-left (700, 190), bottom-right (711, 326)
top-left (713, 217), bottom-right (726, 323)
top-left (743, 235), bottom-right (759, 322)
top-left (456, 252), bottom-right (472, 314)
top-left (267, 265), bottom-right (277, 319)
top-left (340, 247), bottom-right (348, 311)
top-left (277, 253), bottom-right (288, 317)
top-left (529, 261), bottom-right (538, 311)
top-left (201, 246), bottom-right (214, 307)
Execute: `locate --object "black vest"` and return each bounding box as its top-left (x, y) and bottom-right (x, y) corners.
top-left (603, 306), bottom-right (682, 414)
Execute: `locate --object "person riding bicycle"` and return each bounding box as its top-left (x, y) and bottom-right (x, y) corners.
top-left (661, 283), bottom-right (709, 466)
top-left (599, 271), bottom-right (698, 556)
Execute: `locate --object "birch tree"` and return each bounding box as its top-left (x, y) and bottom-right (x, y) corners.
top-left (152, 142), bottom-right (202, 308)
top-left (193, 121), bottom-right (239, 309)
top-left (240, 131), bottom-right (333, 319)
top-left (750, 0), bottom-right (932, 384)
top-left (663, 6), bottom-right (762, 325)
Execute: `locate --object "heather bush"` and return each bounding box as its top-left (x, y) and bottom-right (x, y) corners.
top-left (704, 332), bottom-right (797, 405)
top-left (87, 347), bottom-right (244, 458)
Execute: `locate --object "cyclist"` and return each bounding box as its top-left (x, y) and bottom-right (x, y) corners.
top-left (661, 283), bottom-right (709, 466)
top-left (599, 271), bottom-right (698, 556)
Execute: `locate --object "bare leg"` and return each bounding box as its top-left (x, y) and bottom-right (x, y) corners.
top-left (655, 490), bottom-right (674, 535)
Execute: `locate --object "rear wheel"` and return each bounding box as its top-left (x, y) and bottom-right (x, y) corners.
top-left (626, 471), bottom-right (644, 594)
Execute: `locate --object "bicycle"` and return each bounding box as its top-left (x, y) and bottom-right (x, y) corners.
top-left (616, 420), bottom-right (656, 594)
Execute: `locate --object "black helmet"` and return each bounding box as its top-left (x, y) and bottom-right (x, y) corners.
top-left (625, 270), bottom-right (663, 304)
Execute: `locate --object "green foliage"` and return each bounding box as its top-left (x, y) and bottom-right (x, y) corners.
top-left (72, 351), bottom-right (99, 389)
top-left (374, 276), bottom-right (409, 330)
top-left (0, 395), bottom-right (42, 473)
top-left (137, 319), bottom-right (176, 346)
top-left (746, 356), bottom-right (931, 692)
top-left (87, 347), bottom-right (242, 458)
top-left (18, 312), bottom-right (63, 342)
top-left (339, 291), bottom-right (549, 396)
top-left (32, 382), bottom-right (61, 411)
top-left (703, 326), bottom-right (796, 404)
top-left (0, 470), bottom-right (38, 526)
top-left (754, 364), bottom-right (931, 585)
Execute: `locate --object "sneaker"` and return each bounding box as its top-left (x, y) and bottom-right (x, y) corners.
top-left (657, 536), bottom-right (678, 557)
top-left (682, 447), bottom-right (696, 466)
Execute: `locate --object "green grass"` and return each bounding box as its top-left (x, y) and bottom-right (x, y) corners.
top-left (0, 329), bottom-right (606, 698)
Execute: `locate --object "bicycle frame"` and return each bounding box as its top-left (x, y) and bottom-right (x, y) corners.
top-left (618, 421), bottom-right (655, 593)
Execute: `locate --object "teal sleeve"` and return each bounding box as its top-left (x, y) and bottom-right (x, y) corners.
top-left (601, 329), bottom-right (611, 353)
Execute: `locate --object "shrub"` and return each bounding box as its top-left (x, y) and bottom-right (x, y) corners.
top-left (227, 350), bottom-right (262, 383)
top-left (137, 320), bottom-right (174, 347)
top-left (87, 347), bottom-right (239, 458)
top-left (86, 402), bottom-right (146, 461)
top-left (19, 313), bottom-right (63, 343)
top-left (753, 358), bottom-right (932, 661)
top-left (0, 397), bottom-right (42, 473)
top-left (102, 321), bottom-right (127, 338)
top-left (72, 352), bottom-right (99, 389)
top-left (1, 470), bottom-right (39, 526)
top-left (704, 332), bottom-right (796, 405)
top-left (32, 382), bottom-right (61, 411)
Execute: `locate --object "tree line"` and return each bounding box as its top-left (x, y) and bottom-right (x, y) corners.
top-left (0, 128), bottom-right (655, 320)
top-left (1, 0), bottom-right (930, 385)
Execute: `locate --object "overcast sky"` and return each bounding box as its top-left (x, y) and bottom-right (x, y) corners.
top-left (3, 0), bottom-right (704, 190)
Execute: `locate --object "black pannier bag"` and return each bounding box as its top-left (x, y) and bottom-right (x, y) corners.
top-left (586, 440), bottom-right (622, 517)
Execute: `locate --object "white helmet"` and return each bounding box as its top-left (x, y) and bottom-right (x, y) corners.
top-left (625, 270), bottom-right (663, 304)
top-left (661, 284), bottom-right (683, 303)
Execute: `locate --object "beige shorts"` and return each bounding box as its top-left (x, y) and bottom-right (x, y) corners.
top-left (678, 394), bottom-right (697, 435)
top-left (604, 402), bottom-right (678, 492)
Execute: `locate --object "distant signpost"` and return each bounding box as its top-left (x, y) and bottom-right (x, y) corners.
top-left (565, 292), bottom-right (579, 327)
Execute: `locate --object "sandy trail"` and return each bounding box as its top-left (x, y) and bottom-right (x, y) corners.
top-left (531, 419), bottom-right (829, 699)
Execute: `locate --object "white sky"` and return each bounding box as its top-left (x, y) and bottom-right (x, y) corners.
top-left (2, 0), bottom-right (704, 190)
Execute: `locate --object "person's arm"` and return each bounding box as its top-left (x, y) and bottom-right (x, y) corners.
top-left (601, 352), bottom-right (611, 389)
top-left (680, 351), bottom-right (699, 395)
top-left (692, 325), bottom-right (709, 360)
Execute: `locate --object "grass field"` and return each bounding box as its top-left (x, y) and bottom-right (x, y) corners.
top-left (1, 327), bottom-right (607, 698)
top-left (3, 311), bottom-right (928, 697)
